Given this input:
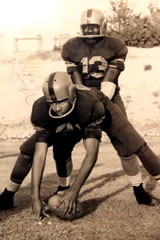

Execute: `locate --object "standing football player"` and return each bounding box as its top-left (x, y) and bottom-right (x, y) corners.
top-left (61, 8), bottom-right (153, 205)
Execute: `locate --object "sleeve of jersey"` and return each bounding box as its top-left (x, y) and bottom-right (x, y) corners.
top-left (61, 43), bottom-right (78, 74)
top-left (83, 102), bottom-right (105, 141)
top-left (30, 105), bottom-right (50, 143)
top-left (34, 126), bottom-right (50, 143)
top-left (109, 43), bottom-right (128, 71)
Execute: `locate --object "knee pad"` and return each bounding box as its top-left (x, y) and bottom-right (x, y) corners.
top-left (136, 143), bottom-right (160, 176)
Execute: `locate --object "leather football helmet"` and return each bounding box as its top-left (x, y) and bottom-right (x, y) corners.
top-left (80, 8), bottom-right (106, 38)
top-left (42, 71), bottom-right (76, 118)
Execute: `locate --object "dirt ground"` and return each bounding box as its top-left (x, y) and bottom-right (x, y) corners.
top-left (0, 136), bottom-right (160, 240)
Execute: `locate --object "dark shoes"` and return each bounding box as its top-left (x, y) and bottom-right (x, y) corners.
top-left (133, 183), bottom-right (160, 206)
top-left (1, 184), bottom-right (159, 211)
top-left (0, 188), bottom-right (14, 210)
top-left (0, 186), bottom-right (70, 211)
top-left (54, 185), bottom-right (70, 194)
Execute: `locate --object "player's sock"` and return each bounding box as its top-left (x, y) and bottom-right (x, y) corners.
top-left (6, 180), bottom-right (21, 192)
top-left (56, 176), bottom-right (71, 194)
top-left (58, 176), bottom-right (70, 188)
top-left (56, 185), bottom-right (70, 195)
top-left (127, 172), bottom-right (142, 187)
top-left (127, 173), bottom-right (152, 205)
top-left (0, 188), bottom-right (15, 210)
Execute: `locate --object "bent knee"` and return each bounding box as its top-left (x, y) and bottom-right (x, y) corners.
top-left (20, 152), bottom-right (31, 159)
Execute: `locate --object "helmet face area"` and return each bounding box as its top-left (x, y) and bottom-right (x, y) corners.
top-left (49, 99), bottom-right (72, 118)
top-left (80, 8), bottom-right (106, 38)
top-left (42, 71), bottom-right (76, 118)
top-left (82, 24), bottom-right (100, 36)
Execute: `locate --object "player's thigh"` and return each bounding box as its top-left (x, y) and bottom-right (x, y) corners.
top-left (20, 133), bottom-right (54, 156)
top-left (20, 134), bottom-right (37, 156)
top-left (112, 94), bottom-right (127, 116)
top-left (107, 135), bottom-right (133, 157)
top-left (102, 102), bottom-right (145, 156)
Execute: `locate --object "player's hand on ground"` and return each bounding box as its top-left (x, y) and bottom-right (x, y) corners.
top-left (32, 198), bottom-right (49, 221)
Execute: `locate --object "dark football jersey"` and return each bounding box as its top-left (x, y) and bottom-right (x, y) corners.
top-left (31, 86), bottom-right (105, 143)
top-left (61, 36), bottom-right (128, 88)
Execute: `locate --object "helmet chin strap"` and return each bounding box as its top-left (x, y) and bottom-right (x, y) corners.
top-left (49, 98), bottom-right (77, 119)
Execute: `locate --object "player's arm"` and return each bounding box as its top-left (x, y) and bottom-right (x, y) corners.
top-left (63, 57), bottom-right (83, 85)
top-left (55, 103), bottom-right (105, 214)
top-left (61, 42), bottom-right (83, 85)
top-left (70, 103), bottom-right (105, 203)
top-left (31, 118), bottom-right (49, 220)
top-left (101, 44), bottom-right (128, 100)
top-left (101, 67), bottom-right (121, 99)
top-left (70, 71), bottom-right (83, 85)
top-left (30, 100), bottom-right (51, 219)
top-left (31, 141), bottom-right (48, 220)
top-left (55, 137), bottom-right (100, 216)
top-left (68, 137), bottom-right (99, 207)
top-left (63, 58), bottom-right (83, 85)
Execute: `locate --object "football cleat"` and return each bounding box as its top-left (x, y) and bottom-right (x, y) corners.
top-left (0, 188), bottom-right (14, 210)
top-left (55, 185), bottom-right (70, 194)
top-left (133, 183), bottom-right (160, 206)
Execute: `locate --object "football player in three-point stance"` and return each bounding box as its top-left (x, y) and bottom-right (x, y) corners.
top-left (61, 8), bottom-right (160, 205)
top-left (0, 71), bottom-right (106, 220)
top-left (1, 72), bottom-right (160, 220)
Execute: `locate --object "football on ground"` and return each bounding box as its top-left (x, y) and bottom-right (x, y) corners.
top-left (48, 194), bottom-right (83, 221)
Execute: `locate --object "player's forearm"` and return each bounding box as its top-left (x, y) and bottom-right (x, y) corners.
top-left (71, 71), bottom-right (83, 85)
top-left (101, 68), bottom-right (121, 99)
top-left (31, 143), bottom-right (47, 200)
top-left (103, 67), bottom-right (121, 84)
top-left (31, 156), bottom-right (46, 200)
top-left (71, 139), bottom-right (99, 195)
top-left (71, 153), bottom-right (98, 195)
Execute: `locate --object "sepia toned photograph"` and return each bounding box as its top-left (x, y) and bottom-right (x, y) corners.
top-left (0, 0), bottom-right (160, 239)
